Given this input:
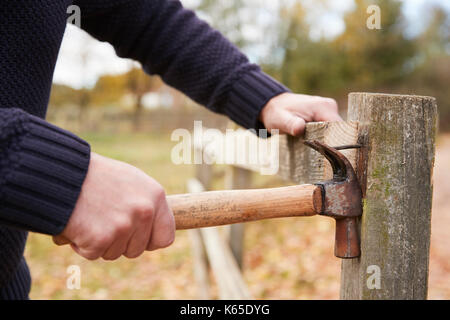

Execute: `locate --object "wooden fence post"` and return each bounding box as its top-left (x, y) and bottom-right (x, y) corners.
top-left (341, 93), bottom-right (438, 299)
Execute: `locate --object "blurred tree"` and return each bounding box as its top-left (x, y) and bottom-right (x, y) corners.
top-left (399, 7), bottom-right (450, 129)
top-left (89, 67), bottom-right (163, 130)
top-left (194, 0), bottom-right (247, 48)
top-left (91, 73), bottom-right (127, 106)
top-left (336, 0), bottom-right (416, 89)
top-left (49, 84), bottom-right (80, 108)
top-left (279, 2), bottom-right (347, 95)
top-left (124, 67), bottom-right (163, 130)
top-left (190, 0), bottom-right (288, 65)
top-left (278, 0), bottom-right (418, 99)
top-left (416, 6), bottom-right (450, 60)
top-left (77, 37), bottom-right (95, 126)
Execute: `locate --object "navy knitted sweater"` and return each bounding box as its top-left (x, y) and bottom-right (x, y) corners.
top-left (0, 0), bottom-right (288, 299)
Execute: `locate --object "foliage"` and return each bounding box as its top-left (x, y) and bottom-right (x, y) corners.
top-left (49, 0), bottom-right (450, 128)
top-left (279, 0), bottom-right (416, 95)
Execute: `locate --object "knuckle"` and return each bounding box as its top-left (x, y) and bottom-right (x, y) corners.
top-left (150, 237), bottom-right (174, 251)
top-left (161, 234), bottom-right (175, 248)
top-left (115, 218), bottom-right (132, 236)
top-left (157, 228), bottom-right (176, 249)
top-left (323, 98), bottom-right (338, 109)
top-left (153, 186), bottom-right (167, 204)
top-left (94, 233), bottom-right (113, 250)
top-left (147, 218), bottom-right (176, 251)
top-left (134, 200), bottom-right (154, 221)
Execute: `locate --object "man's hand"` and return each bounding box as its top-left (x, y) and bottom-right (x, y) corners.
top-left (260, 92), bottom-right (343, 136)
top-left (53, 153), bottom-right (175, 261)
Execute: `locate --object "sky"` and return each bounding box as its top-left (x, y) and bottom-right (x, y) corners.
top-left (52, 0), bottom-right (450, 89)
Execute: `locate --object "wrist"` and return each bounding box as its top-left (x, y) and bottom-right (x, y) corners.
top-left (259, 92), bottom-right (289, 124)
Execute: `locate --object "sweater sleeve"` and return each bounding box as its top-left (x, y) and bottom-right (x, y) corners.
top-left (0, 108), bottom-right (90, 235)
top-left (75, 0), bottom-right (290, 131)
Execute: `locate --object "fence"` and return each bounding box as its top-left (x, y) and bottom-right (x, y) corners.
top-left (186, 92), bottom-right (437, 300)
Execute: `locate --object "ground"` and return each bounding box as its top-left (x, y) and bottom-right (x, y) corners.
top-left (25, 132), bottom-right (450, 299)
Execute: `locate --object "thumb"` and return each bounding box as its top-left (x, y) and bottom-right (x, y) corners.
top-left (53, 235), bottom-right (71, 246)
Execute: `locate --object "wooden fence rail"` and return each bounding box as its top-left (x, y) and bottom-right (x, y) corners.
top-left (186, 92), bottom-right (437, 300)
top-left (187, 165), bottom-right (251, 299)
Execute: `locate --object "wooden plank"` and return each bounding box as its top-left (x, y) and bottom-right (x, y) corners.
top-left (340, 92), bottom-right (438, 300)
top-left (201, 227), bottom-right (252, 300)
top-left (188, 227), bottom-right (211, 299)
top-left (195, 122), bottom-right (358, 180)
top-left (187, 177), bottom-right (211, 300)
top-left (278, 121), bottom-right (359, 183)
top-left (188, 170), bottom-right (251, 300)
top-left (199, 128), bottom-right (278, 174)
top-left (223, 167), bottom-right (252, 269)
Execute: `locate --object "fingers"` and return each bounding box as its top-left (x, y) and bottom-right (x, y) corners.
top-left (283, 110), bottom-right (306, 136)
top-left (76, 243), bottom-right (110, 261)
top-left (260, 93), bottom-right (343, 137)
top-left (312, 98), bottom-right (343, 122)
top-left (102, 234), bottom-right (133, 261)
top-left (271, 109), bottom-right (306, 136)
top-left (146, 194), bottom-right (175, 251)
top-left (58, 201), bottom-right (174, 261)
top-left (124, 217), bottom-right (153, 258)
top-left (68, 225), bottom-right (117, 260)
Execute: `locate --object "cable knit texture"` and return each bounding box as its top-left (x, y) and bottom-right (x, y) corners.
top-left (0, 0), bottom-right (289, 299)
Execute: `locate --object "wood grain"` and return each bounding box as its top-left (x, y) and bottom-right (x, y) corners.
top-left (223, 166), bottom-right (251, 269)
top-left (169, 184), bottom-right (322, 230)
top-left (200, 227), bottom-right (252, 299)
top-left (340, 92), bottom-right (437, 300)
top-left (187, 168), bottom-right (212, 299)
top-left (278, 121), bottom-right (359, 183)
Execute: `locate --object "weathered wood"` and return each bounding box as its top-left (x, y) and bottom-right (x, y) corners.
top-left (188, 227), bottom-right (211, 299)
top-left (196, 122), bottom-right (358, 179)
top-left (187, 177), bottom-right (211, 299)
top-left (188, 168), bottom-right (251, 300)
top-left (340, 93), bottom-right (437, 300)
top-left (278, 121), bottom-right (359, 183)
top-left (200, 227), bottom-right (252, 299)
top-left (224, 167), bottom-right (252, 269)
top-left (200, 128), bottom-right (278, 174)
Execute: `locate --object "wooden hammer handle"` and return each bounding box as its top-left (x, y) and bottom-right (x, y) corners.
top-left (168, 184), bottom-right (322, 230)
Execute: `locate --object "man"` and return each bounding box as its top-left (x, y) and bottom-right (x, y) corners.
top-left (0, 0), bottom-right (342, 299)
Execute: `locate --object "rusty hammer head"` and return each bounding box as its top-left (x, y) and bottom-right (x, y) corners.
top-left (304, 140), bottom-right (362, 259)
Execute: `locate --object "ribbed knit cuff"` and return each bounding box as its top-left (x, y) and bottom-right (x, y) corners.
top-left (0, 113), bottom-right (90, 235)
top-left (225, 69), bottom-right (290, 135)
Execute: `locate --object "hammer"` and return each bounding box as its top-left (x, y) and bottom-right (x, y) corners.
top-left (168, 140), bottom-right (362, 258)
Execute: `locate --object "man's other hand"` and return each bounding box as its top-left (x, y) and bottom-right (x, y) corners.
top-left (260, 92), bottom-right (343, 136)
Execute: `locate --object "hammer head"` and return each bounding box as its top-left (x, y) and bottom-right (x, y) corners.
top-left (304, 140), bottom-right (362, 259)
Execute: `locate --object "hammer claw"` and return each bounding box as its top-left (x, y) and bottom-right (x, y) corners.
top-left (304, 140), bottom-right (363, 258)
